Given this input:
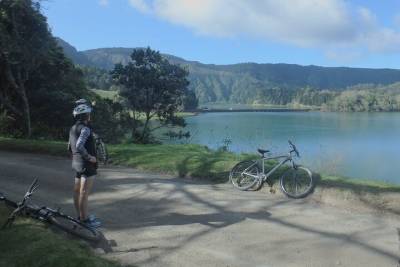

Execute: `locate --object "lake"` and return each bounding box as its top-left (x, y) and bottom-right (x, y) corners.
top-left (169, 112), bottom-right (400, 184)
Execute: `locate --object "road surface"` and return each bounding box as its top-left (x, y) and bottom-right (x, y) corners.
top-left (0, 151), bottom-right (399, 267)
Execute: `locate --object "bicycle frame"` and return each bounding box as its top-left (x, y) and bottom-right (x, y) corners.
top-left (1, 185), bottom-right (97, 233)
top-left (243, 152), bottom-right (296, 181)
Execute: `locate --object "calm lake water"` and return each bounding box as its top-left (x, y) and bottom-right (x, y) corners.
top-left (169, 112), bottom-right (400, 184)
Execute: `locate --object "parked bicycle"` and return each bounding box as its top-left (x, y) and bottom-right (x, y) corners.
top-left (0, 178), bottom-right (101, 242)
top-left (229, 140), bottom-right (314, 198)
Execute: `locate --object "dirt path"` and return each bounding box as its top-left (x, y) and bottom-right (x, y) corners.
top-left (0, 151), bottom-right (399, 267)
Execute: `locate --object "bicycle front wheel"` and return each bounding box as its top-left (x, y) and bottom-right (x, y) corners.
top-left (229, 160), bottom-right (260, 191)
top-left (280, 166), bottom-right (314, 198)
top-left (48, 214), bottom-right (101, 242)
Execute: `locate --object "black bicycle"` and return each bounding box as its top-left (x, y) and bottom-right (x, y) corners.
top-left (0, 179), bottom-right (101, 242)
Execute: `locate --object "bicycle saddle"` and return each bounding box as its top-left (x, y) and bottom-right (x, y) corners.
top-left (257, 148), bottom-right (270, 156)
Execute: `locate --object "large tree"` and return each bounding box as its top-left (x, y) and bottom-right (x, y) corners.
top-left (0, 0), bottom-right (58, 136)
top-left (111, 47), bottom-right (192, 143)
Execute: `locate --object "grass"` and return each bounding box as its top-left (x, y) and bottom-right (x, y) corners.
top-left (0, 137), bottom-right (251, 182)
top-left (0, 205), bottom-right (121, 267)
top-left (90, 89), bottom-right (118, 100)
top-left (318, 174), bottom-right (400, 193)
top-left (0, 137), bottom-right (255, 181)
top-left (0, 137), bottom-right (69, 157)
top-left (1, 137), bottom-right (400, 190)
top-left (2, 138), bottom-right (399, 265)
top-left (109, 143), bottom-right (255, 181)
top-left (176, 111), bottom-right (197, 117)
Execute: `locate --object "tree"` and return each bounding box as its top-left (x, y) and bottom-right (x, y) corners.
top-left (0, 0), bottom-right (57, 137)
top-left (111, 47), bottom-right (192, 143)
top-left (182, 89), bottom-right (198, 110)
top-left (0, 0), bottom-right (114, 139)
top-left (91, 98), bottom-right (132, 143)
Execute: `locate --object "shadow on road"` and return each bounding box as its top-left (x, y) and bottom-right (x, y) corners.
top-left (83, 174), bottom-right (400, 265)
top-left (0, 154), bottom-right (398, 265)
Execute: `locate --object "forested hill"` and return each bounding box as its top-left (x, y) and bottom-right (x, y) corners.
top-left (57, 38), bottom-right (400, 104)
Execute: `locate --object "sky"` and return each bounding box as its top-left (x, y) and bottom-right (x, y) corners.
top-left (42, 0), bottom-right (400, 69)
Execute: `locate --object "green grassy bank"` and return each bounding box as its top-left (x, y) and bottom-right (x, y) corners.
top-left (0, 137), bottom-right (252, 181)
top-left (0, 137), bottom-right (399, 191)
top-left (0, 205), bottom-right (121, 267)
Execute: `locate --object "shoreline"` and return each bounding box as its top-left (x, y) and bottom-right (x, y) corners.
top-left (1, 137), bottom-right (399, 215)
top-left (187, 108), bottom-right (315, 113)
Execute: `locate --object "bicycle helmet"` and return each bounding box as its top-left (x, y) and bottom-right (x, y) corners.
top-left (73, 103), bottom-right (92, 117)
top-left (75, 99), bottom-right (90, 106)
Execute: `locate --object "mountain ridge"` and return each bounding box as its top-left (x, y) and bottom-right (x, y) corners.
top-left (56, 38), bottom-right (400, 104)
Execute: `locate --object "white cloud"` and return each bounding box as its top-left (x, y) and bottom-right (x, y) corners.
top-left (354, 7), bottom-right (400, 53)
top-left (129, 0), bottom-right (150, 13)
top-left (128, 0), bottom-right (400, 54)
top-left (99, 0), bottom-right (109, 7)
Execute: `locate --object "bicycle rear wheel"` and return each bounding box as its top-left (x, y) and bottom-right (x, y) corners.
top-left (229, 160), bottom-right (260, 191)
top-left (280, 166), bottom-right (314, 198)
top-left (96, 140), bottom-right (108, 165)
top-left (48, 214), bottom-right (101, 242)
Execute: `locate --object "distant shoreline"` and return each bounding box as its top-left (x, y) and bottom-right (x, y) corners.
top-left (188, 108), bottom-right (314, 113)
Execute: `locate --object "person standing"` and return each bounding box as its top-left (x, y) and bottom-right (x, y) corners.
top-left (68, 101), bottom-right (100, 228)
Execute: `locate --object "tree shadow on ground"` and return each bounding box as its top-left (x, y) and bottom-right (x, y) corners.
top-left (175, 151), bottom-right (236, 183)
top-left (2, 154), bottom-right (399, 265)
top-left (80, 175), bottom-right (400, 266)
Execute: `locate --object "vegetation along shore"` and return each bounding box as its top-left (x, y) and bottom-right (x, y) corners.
top-left (1, 137), bottom-right (400, 215)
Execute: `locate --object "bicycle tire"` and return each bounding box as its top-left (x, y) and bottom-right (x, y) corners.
top-left (96, 139), bottom-right (108, 165)
top-left (280, 166), bottom-right (314, 198)
top-left (2, 199), bottom-right (18, 209)
top-left (229, 160), bottom-right (260, 191)
top-left (48, 214), bottom-right (101, 242)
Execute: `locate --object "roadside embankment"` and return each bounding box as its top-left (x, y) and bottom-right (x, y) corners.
top-left (1, 137), bottom-right (399, 215)
top-left (0, 206), bottom-right (121, 267)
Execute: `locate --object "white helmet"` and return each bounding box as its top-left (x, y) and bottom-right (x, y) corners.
top-left (73, 104), bottom-right (92, 117)
top-left (75, 99), bottom-right (89, 106)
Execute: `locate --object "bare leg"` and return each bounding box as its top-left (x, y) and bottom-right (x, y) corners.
top-left (79, 176), bottom-right (94, 221)
top-left (73, 178), bottom-right (81, 218)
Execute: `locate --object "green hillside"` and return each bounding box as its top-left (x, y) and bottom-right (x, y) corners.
top-left (56, 39), bottom-right (400, 105)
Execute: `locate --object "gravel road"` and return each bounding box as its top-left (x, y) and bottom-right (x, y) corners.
top-left (0, 151), bottom-right (399, 267)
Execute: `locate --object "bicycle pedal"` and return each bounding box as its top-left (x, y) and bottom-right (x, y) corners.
top-left (269, 188), bottom-right (276, 194)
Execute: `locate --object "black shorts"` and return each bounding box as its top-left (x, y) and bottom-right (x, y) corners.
top-left (72, 161), bottom-right (97, 178)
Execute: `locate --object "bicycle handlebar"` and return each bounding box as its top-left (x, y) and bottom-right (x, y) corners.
top-left (288, 140), bottom-right (300, 157)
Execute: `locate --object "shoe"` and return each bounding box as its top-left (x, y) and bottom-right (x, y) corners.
top-left (88, 214), bottom-right (100, 222)
top-left (83, 217), bottom-right (101, 228)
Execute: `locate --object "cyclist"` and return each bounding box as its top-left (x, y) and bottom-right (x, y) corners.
top-left (68, 100), bottom-right (100, 228)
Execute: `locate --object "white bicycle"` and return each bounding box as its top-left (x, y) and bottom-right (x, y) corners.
top-left (229, 141), bottom-right (314, 198)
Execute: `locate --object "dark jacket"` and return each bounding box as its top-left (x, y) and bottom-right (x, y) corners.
top-left (68, 121), bottom-right (96, 164)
